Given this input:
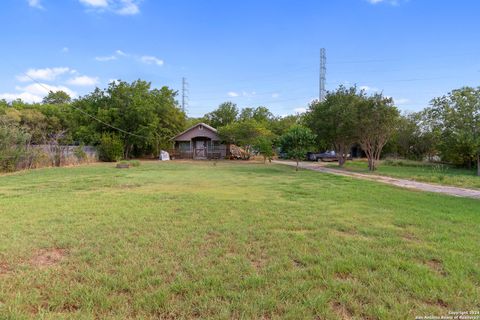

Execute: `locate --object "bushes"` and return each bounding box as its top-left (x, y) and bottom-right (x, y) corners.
top-left (0, 120), bottom-right (32, 172)
top-left (98, 133), bottom-right (123, 162)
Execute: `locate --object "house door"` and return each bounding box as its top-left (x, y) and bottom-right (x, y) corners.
top-left (195, 140), bottom-right (206, 158)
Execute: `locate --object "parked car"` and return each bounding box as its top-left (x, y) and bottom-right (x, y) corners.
top-left (307, 150), bottom-right (353, 162)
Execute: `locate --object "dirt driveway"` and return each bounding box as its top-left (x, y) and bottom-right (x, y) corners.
top-left (273, 160), bottom-right (480, 200)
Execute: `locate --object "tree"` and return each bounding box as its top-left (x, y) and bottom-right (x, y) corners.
top-left (42, 91), bottom-right (71, 105)
top-left (98, 133), bottom-right (124, 162)
top-left (204, 102), bottom-right (238, 128)
top-left (279, 125), bottom-right (316, 171)
top-left (356, 94), bottom-right (399, 171)
top-left (72, 80), bottom-right (185, 158)
top-left (388, 112), bottom-right (438, 161)
top-left (239, 106), bottom-right (274, 124)
top-left (305, 86), bottom-right (361, 166)
top-left (0, 117), bottom-right (32, 172)
top-left (218, 119), bottom-right (272, 158)
top-left (426, 87), bottom-right (480, 174)
top-left (254, 136), bottom-right (275, 163)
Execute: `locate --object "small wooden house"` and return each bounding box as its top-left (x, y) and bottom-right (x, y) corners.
top-left (170, 123), bottom-right (228, 159)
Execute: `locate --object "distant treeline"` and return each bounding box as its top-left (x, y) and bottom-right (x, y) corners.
top-left (1, 80), bottom-right (479, 174)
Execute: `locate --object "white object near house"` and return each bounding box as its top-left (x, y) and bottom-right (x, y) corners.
top-left (160, 150), bottom-right (170, 161)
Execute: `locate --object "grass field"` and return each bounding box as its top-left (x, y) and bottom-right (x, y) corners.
top-left (0, 161), bottom-right (479, 319)
top-left (327, 159), bottom-right (480, 190)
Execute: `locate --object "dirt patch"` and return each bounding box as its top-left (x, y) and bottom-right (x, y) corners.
top-left (425, 259), bottom-right (448, 276)
top-left (0, 261), bottom-right (11, 275)
top-left (332, 229), bottom-right (371, 242)
top-left (402, 232), bottom-right (421, 243)
top-left (292, 258), bottom-right (307, 268)
top-left (335, 272), bottom-right (354, 281)
top-left (425, 298), bottom-right (449, 308)
top-left (330, 301), bottom-right (353, 320)
top-left (249, 252), bottom-right (268, 271)
top-left (30, 248), bottom-right (68, 268)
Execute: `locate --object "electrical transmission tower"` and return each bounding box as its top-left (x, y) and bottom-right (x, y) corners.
top-left (319, 48), bottom-right (326, 102)
top-left (181, 77), bottom-right (189, 113)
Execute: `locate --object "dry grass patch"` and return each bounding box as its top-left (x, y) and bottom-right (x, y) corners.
top-left (330, 301), bottom-right (353, 320)
top-left (29, 248), bottom-right (68, 269)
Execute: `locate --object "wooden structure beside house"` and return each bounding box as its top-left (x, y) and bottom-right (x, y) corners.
top-left (170, 123), bottom-right (228, 159)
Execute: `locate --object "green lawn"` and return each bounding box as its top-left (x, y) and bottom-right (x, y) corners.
top-left (327, 159), bottom-right (480, 189)
top-left (0, 161), bottom-right (479, 319)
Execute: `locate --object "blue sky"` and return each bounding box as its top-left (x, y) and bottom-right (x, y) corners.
top-left (0, 0), bottom-right (479, 117)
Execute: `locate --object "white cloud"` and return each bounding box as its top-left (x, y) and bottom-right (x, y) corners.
top-left (1, 83), bottom-right (77, 103)
top-left (79, 0), bottom-right (108, 7)
top-left (395, 98), bottom-right (410, 105)
top-left (17, 67), bottom-right (71, 82)
top-left (79, 0), bottom-right (141, 15)
top-left (16, 83), bottom-right (77, 97)
top-left (67, 75), bottom-right (99, 86)
top-left (95, 55), bottom-right (117, 62)
top-left (366, 0), bottom-right (403, 5)
top-left (227, 91), bottom-right (240, 97)
top-left (115, 49), bottom-right (127, 56)
top-left (359, 85), bottom-right (380, 92)
top-left (28, 0), bottom-right (43, 9)
top-left (62, 47), bottom-right (69, 53)
top-left (272, 93), bottom-right (280, 98)
top-left (294, 107), bottom-right (307, 114)
top-left (0, 92), bottom-right (43, 103)
top-left (95, 49), bottom-right (128, 62)
top-left (108, 79), bottom-right (121, 85)
top-left (115, 0), bottom-right (139, 15)
top-left (140, 55), bottom-right (164, 66)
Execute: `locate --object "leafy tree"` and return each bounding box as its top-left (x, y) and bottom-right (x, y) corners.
top-left (387, 112), bottom-right (438, 161)
top-left (204, 102), bottom-right (238, 128)
top-left (98, 133), bottom-right (123, 162)
top-left (218, 119), bottom-right (273, 158)
top-left (356, 94), bottom-right (399, 171)
top-left (305, 86), bottom-right (361, 166)
top-left (239, 106), bottom-right (274, 124)
top-left (426, 87), bottom-right (480, 174)
top-left (269, 114), bottom-right (301, 137)
top-left (0, 117), bottom-right (32, 172)
top-left (72, 80), bottom-right (185, 158)
top-left (279, 125), bottom-right (316, 171)
top-left (42, 91), bottom-right (71, 105)
top-left (253, 136), bottom-right (275, 163)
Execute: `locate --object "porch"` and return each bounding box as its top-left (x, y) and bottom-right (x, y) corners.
top-left (171, 137), bottom-right (227, 160)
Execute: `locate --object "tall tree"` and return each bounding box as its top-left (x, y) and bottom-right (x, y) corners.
top-left (204, 102), bottom-right (238, 128)
top-left (279, 125), bottom-right (316, 171)
top-left (356, 94), bottom-right (399, 171)
top-left (72, 80), bottom-right (185, 158)
top-left (42, 91), bottom-right (71, 105)
top-left (427, 87), bottom-right (480, 174)
top-left (218, 119), bottom-right (272, 158)
top-left (305, 86), bottom-right (361, 166)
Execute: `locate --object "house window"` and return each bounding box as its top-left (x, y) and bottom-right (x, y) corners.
top-left (178, 142), bottom-right (190, 151)
top-left (199, 125), bottom-right (203, 130)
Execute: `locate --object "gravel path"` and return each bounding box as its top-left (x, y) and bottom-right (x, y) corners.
top-left (273, 160), bottom-right (480, 200)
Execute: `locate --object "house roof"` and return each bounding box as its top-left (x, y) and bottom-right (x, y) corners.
top-left (171, 122), bottom-right (218, 141)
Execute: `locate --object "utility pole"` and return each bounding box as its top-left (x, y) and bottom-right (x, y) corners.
top-left (319, 48), bottom-right (326, 102)
top-left (182, 77), bottom-right (188, 113)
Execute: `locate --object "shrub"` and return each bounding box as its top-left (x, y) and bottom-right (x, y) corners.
top-left (74, 144), bottom-right (87, 162)
top-left (0, 120), bottom-right (31, 172)
top-left (98, 133), bottom-right (123, 162)
top-left (129, 160), bottom-right (141, 167)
